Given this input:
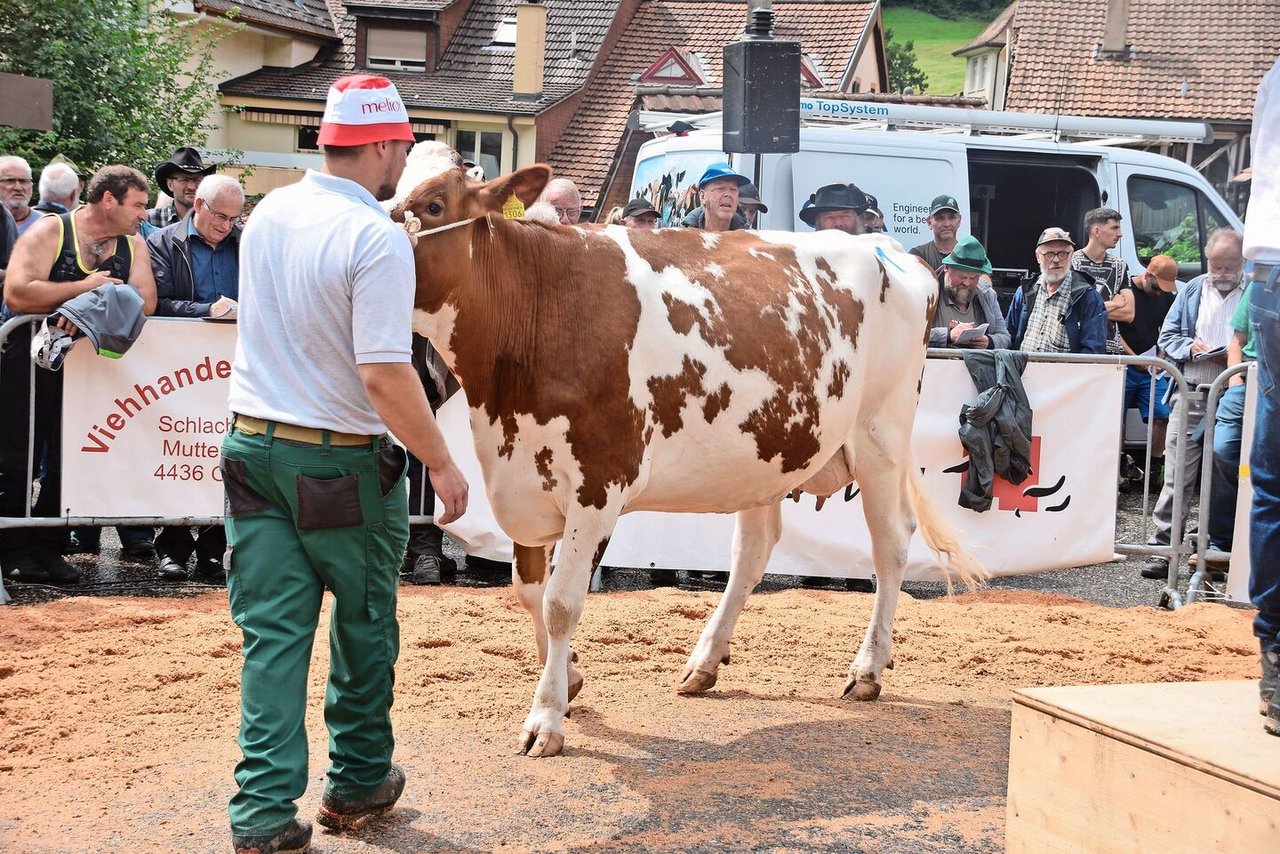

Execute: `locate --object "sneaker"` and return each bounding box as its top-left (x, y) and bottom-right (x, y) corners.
top-left (316, 764), bottom-right (406, 831)
top-left (121, 540), bottom-right (156, 560)
top-left (1187, 552), bottom-right (1228, 583)
top-left (158, 556), bottom-right (190, 581)
top-left (410, 555), bottom-right (443, 585)
top-left (1262, 649), bottom-right (1279, 716)
top-left (1140, 559), bottom-right (1169, 580)
top-left (232, 817), bottom-right (312, 854)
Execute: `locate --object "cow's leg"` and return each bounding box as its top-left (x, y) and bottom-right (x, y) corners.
top-left (844, 428), bottom-right (915, 701)
top-left (518, 511), bottom-right (616, 758)
top-left (512, 543), bottom-right (584, 703)
top-left (678, 502), bottom-right (782, 694)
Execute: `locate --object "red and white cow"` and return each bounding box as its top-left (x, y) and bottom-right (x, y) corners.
top-left (392, 160), bottom-right (983, 757)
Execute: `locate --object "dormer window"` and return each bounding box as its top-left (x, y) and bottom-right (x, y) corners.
top-left (367, 26), bottom-right (428, 72)
top-left (490, 17), bottom-right (517, 49)
top-left (638, 47), bottom-right (706, 87)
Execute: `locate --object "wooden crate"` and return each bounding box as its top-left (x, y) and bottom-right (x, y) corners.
top-left (1007, 681), bottom-right (1280, 853)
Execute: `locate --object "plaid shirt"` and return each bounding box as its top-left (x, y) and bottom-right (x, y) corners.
top-left (146, 203), bottom-right (179, 229)
top-left (1019, 280), bottom-right (1073, 353)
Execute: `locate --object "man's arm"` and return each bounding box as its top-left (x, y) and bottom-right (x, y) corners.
top-left (127, 234), bottom-right (157, 315)
top-left (1107, 287), bottom-right (1136, 323)
top-left (978, 287), bottom-right (1011, 349)
top-left (1227, 330), bottom-right (1248, 386)
top-left (3, 216), bottom-right (117, 313)
top-left (358, 362), bottom-right (468, 524)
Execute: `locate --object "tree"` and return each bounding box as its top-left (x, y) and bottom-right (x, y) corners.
top-left (885, 27), bottom-right (929, 94)
top-left (0, 0), bottom-right (229, 182)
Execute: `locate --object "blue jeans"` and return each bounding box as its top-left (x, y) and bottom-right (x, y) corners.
top-left (1124, 365), bottom-right (1171, 422)
top-left (1250, 265), bottom-right (1280, 653)
top-left (1209, 384), bottom-right (1247, 551)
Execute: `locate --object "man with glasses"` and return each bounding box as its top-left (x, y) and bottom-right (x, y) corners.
top-left (1006, 227), bottom-right (1107, 354)
top-left (147, 147), bottom-right (217, 233)
top-left (680, 163), bottom-right (750, 233)
top-left (0, 155), bottom-right (38, 235)
top-left (540, 177), bottom-right (582, 225)
top-left (145, 173), bottom-right (244, 583)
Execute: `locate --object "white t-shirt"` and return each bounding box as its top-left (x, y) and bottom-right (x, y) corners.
top-left (1245, 58), bottom-right (1280, 264)
top-left (228, 170), bottom-right (415, 434)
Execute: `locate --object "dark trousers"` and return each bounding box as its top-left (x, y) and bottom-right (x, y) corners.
top-left (405, 452), bottom-right (444, 560)
top-left (155, 525), bottom-right (226, 563)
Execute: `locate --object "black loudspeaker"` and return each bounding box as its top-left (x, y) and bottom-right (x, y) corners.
top-left (722, 39), bottom-right (801, 154)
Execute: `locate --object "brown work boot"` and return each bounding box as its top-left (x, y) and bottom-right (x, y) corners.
top-left (316, 764), bottom-right (405, 831)
top-left (232, 817), bottom-right (311, 854)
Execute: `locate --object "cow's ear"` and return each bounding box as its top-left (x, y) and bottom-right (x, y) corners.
top-left (483, 164), bottom-right (551, 208)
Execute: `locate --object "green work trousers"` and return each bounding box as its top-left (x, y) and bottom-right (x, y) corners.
top-left (221, 424), bottom-right (408, 837)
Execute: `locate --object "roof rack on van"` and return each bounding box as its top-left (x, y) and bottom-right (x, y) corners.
top-left (639, 97), bottom-right (1213, 145)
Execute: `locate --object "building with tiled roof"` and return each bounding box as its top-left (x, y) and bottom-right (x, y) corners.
top-left (1002, 0), bottom-right (1280, 206)
top-left (548, 0), bottom-right (887, 215)
top-left (953, 1), bottom-right (1014, 109)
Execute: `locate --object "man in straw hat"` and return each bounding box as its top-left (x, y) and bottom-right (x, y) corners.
top-left (222, 74), bottom-right (469, 854)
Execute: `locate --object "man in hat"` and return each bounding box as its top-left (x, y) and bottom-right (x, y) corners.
top-left (1115, 254), bottom-right (1179, 489)
top-left (681, 163), bottom-right (750, 232)
top-left (862, 194), bottom-right (887, 233)
top-left (1006, 227), bottom-right (1106, 354)
top-left (1, 165), bottom-right (157, 584)
top-left (737, 181), bottom-right (767, 228)
top-left (222, 73), bottom-right (468, 854)
top-left (620, 196), bottom-right (659, 229)
top-left (929, 236), bottom-right (1010, 350)
top-left (0, 155), bottom-right (38, 235)
top-left (800, 182), bottom-right (868, 235)
top-left (147, 146), bottom-right (216, 231)
top-left (910, 194), bottom-right (963, 272)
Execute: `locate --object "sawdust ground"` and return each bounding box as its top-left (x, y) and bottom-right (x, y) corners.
top-left (0, 586), bottom-right (1258, 853)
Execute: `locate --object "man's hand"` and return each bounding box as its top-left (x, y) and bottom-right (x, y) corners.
top-left (1189, 339), bottom-right (1212, 356)
top-left (948, 320), bottom-right (974, 343)
top-left (81, 270), bottom-right (123, 290)
top-left (55, 315), bottom-right (80, 337)
top-left (209, 296), bottom-right (238, 318)
top-left (429, 460), bottom-right (469, 524)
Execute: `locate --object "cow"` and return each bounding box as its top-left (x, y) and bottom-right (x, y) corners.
top-left (390, 155), bottom-right (984, 758)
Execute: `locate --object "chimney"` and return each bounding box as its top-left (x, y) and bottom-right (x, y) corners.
top-left (513, 0), bottom-right (547, 98)
top-left (1101, 0), bottom-right (1129, 56)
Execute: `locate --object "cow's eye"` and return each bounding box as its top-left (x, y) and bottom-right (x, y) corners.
top-left (427, 202), bottom-right (443, 216)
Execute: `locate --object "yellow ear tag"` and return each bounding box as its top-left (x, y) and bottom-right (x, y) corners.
top-left (502, 194), bottom-right (526, 219)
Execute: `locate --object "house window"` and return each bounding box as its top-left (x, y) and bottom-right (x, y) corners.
top-left (297, 126), bottom-right (320, 151)
top-left (367, 26), bottom-right (427, 72)
top-left (490, 17), bottom-right (517, 49)
top-left (455, 129), bottom-right (504, 179)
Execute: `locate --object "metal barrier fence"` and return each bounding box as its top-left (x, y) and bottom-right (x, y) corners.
top-left (0, 314), bottom-right (1239, 609)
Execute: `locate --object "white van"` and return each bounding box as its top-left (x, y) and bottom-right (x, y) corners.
top-left (628, 100), bottom-right (1243, 302)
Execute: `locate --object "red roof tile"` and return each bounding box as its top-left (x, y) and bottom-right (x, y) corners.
top-left (549, 0), bottom-right (878, 207)
top-left (1005, 0), bottom-right (1280, 123)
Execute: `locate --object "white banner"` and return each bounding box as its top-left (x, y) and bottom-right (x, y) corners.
top-left (62, 321), bottom-right (1123, 578)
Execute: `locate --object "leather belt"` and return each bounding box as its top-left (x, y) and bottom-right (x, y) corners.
top-left (232, 414), bottom-right (377, 447)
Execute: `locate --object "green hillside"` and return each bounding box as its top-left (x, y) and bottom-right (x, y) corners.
top-left (881, 7), bottom-right (990, 95)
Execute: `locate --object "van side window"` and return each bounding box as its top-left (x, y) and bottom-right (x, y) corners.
top-left (1127, 176), bottom-right (1231, 279)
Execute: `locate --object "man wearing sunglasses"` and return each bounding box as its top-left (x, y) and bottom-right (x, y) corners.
top-left (1006, 226), bottom-right (1107, 354)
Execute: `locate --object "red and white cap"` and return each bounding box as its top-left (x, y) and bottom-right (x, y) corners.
top-left (317, 74), bottom-right (415, 147)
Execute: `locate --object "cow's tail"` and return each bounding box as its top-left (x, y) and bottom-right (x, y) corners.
top-left (906, 461), bottom-right (988, 593)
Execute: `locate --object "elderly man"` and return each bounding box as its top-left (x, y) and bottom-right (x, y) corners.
top-left (1007, 227), bottom-right (1107, 354)
top-left (737, 182), bottom-right (767, 228)
top-left (0, 166), bottom-right (157, 584)
top-left (928, 236), bottom-right (1010, 350)
top-left (800, 182), bottom-right (867, 235)
top-left (147, 147), bottom-right (216, 231)
top-left (222, 73), bottom-right (467, 853)
top-left (0, 155), bottom-right (38, 235)
top-left (1140, 229), bottom-right (1248, 580)
top-left (1072, 207), bottom-right (1138, 354)
top-left (680, 163), bottom-right (750, 232)
top-left (910, 194), bottom-right (962, 272)
top-left (33, 160), bottom-right (82, 216)
top-left (620, 196), bottom-right (659, 229)
top-left (540, 177), bottom-right (582, 225)
top-left (146, 174), bottom-right (244, 582)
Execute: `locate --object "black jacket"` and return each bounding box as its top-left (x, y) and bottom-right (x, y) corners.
top-left (958, 350), bottom-right (1033, 512)
top-left (145, 212), bottom-right (241, 317)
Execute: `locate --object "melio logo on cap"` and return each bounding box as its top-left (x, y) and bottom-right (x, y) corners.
top-left (317, 74), bottom-right (416, 147)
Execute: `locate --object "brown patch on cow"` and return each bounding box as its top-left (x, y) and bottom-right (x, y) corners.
top-left (703, 383), bottom-right (732, 423)
top-left (662, 293), bottom-right (702, 336)
top-left (924, 292), bottom-right (938, 346)
top-left (626, 229), bottom-right (870, 473)
top-left (535, 447), bottom-right (557, 493)
top-left (647, 357), bottom-right (707, 438)
top-left (544, 595), bottom-right (573, 639)
top-left (591, 536), bottom-right (611, 571)
top-left (827, 360), bottom-right (850, 399)
top-left (514, 543), bottom-right (548, 585)
top-left (878, 261), bottom-right (892, 304)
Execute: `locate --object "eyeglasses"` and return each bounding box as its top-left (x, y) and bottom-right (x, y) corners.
top-left (1038, 249), bottom-right (1071, 261)
top-left (0, 177), bottom-right (33, 187)
top-left (554, 206), bottom-right (581, 220)
top-left (202, 207), bottom-right (242, 226)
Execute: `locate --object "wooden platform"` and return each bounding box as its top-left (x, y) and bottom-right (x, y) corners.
top-left (1007, 681), bottom-right (1280, 853)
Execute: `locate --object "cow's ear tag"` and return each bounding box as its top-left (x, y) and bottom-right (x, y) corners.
top-left (401, 210), bottom-right (422, 246)
top-left (502, 194), bottom-right (525, 220)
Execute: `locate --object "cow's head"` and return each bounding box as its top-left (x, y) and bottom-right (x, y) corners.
top-left (390, 161), bottom-right (551, 233)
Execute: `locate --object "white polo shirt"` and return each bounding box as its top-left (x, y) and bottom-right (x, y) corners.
top-left (228, 170), bottom-right (415, 434)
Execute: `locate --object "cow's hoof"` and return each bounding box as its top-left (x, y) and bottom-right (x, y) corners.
top-left (841, 676), bottom-right (882, 701)
top-left (517, 728), bottom-right (564, 758)
top-left (567, 662), bottom-right (584, 704)
top-left (676, 666), bottom-right (718, 694)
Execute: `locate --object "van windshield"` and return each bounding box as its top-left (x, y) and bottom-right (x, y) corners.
top-left (1127, 175), bottom-right (1232, 279)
